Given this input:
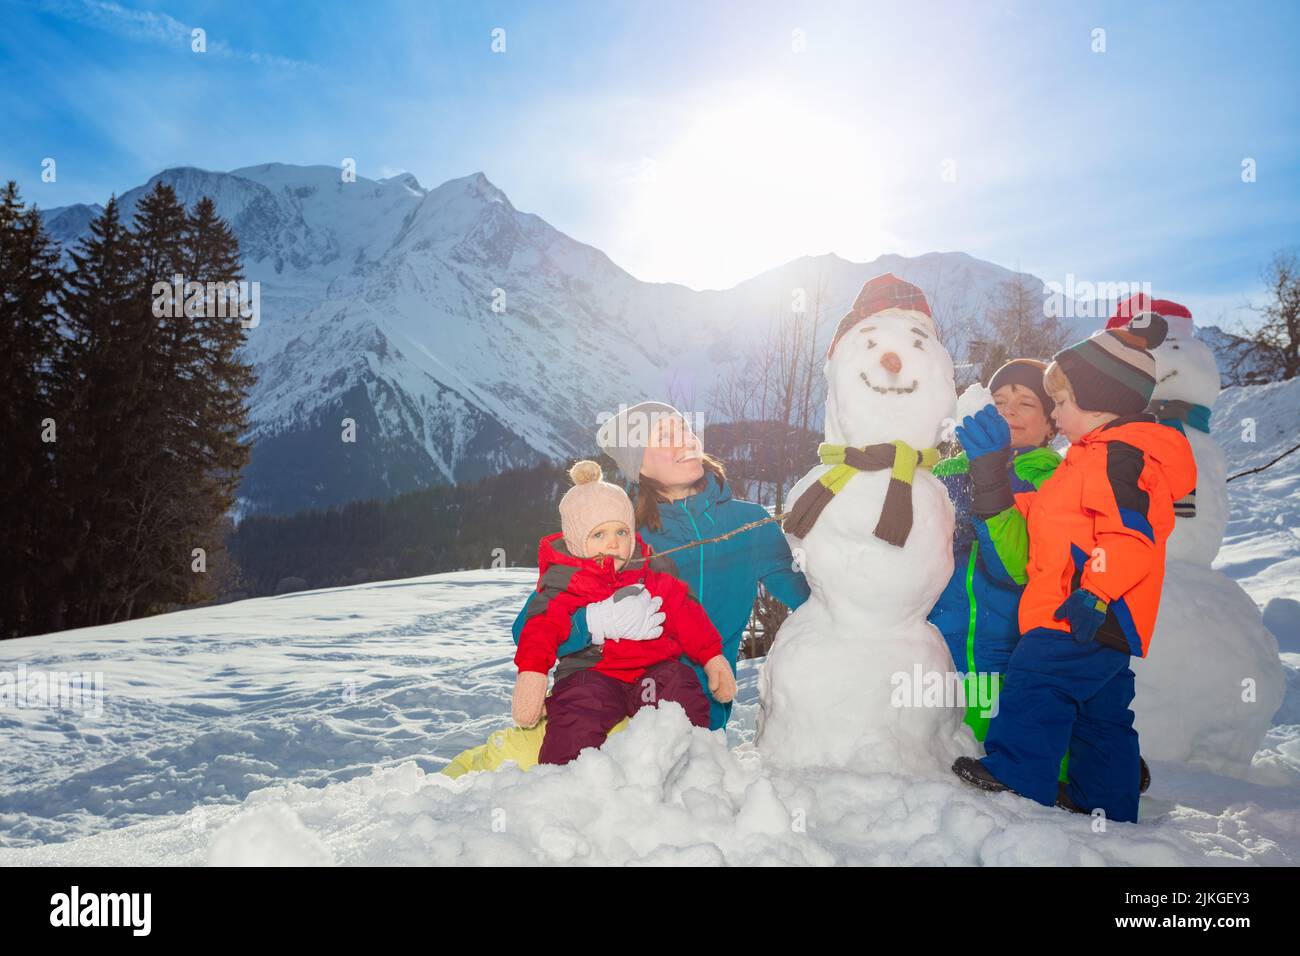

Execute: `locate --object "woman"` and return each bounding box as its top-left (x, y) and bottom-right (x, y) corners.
top-left (442, 401), bottom-right (809, 776)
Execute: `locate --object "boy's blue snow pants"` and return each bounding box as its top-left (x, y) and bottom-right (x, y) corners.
top-left (981, 626), bottom-right (1141, 823)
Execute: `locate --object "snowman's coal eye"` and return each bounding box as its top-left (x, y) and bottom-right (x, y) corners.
top-left (913, 339), bottom-right (924, 350)
top-left (865, 338), bottom-right (877, 348)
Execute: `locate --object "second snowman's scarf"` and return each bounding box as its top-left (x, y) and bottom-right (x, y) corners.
top-left (784, 440), bottom-right (940, 547)
top-left (1148, 399), bottom-right (1212, 436)
top-left (1148, 398), bottom-right (1210, 518)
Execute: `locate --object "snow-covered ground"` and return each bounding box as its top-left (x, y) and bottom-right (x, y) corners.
top-left (1, 382), bottom-right (1298, 865)
top-left (1214, 379), bottom-right (1300, 619)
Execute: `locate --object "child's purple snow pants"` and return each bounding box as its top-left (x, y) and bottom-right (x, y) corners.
top-left (538, 658), bottom-right (711, 765)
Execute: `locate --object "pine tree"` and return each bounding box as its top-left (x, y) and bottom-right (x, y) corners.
top-left (54, 197), bottom-right (149, 627)
top-left (0, 182), bottom-right (65, 636)
top-left (180, 196), bottom-right (255, 598)
top-left (124, 182), bottom-right (203, 612)
top-left (4, 186), bottom-right (255, 634)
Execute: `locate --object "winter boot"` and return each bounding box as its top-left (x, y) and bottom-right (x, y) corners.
top-left (952, 756), bottom-right (1010, 793)
top-left (1055, 783), bottom-right (1088, 814)
top-left (1056, 758), bottom-right (1150, 812)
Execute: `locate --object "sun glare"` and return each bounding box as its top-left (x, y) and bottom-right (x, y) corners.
top-left (622, 94), bottom-right (897, 290)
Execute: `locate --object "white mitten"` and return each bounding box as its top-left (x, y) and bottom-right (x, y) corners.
top-left (586, 585), bottom-right (665, 644)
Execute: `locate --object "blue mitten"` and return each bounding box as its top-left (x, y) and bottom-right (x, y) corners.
top-left (957, 405), bottom-right (1014, 518)
top-left (955, 404), bottom-right (1012, 461)
top-left (1054, 588), bottom-right (1109, 644)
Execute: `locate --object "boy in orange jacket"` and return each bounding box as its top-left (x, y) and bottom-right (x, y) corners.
top-left (951, 313), bottom-right (1196, 822)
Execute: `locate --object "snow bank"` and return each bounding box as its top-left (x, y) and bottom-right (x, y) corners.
top-left (4, 699), bottom-right (1296, 866)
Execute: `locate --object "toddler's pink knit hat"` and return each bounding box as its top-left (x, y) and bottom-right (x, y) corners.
top-left (560, 460), bottom-right (636, 558)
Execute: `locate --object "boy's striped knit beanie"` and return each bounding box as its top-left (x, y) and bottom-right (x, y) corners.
top-left (1052, 313), bottom-right (1169, 415)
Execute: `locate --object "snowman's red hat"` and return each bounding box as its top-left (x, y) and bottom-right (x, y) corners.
top-left (1105, 292), bottom-right (1153, 329)
top-left (1106, 294), bottom-right (1193, 337)
top-left (827, 273), bottom-right (937, 359)
top-left (1151, 298), bottom-right (1194, 337)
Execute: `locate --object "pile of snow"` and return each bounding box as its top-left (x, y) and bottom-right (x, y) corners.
top-left (5, 698), bottom-right (1297, 866)
top-left (1, 568), bottom-right (1297, 865)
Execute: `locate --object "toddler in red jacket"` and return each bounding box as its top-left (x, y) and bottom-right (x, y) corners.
top-left (512, 460), bottom-right (737, 765)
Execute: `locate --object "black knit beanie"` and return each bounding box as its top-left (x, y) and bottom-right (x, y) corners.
top-left (989, 358), bottom-right (1055, 418)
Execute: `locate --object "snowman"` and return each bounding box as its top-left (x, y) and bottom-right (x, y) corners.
top-left (1116, 298), bottom-right (1285, 776)
top-left (1144, 299), bottom-right (1229, 564)
top-left (757, 274), bottom-right (967, 773)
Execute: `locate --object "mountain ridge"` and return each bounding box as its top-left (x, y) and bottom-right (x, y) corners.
top-left (39, 163), bottom-right (1255, 516)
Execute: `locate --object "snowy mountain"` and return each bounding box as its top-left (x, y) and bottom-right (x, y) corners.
top-left (35, 164), bottom-right (1140, 514)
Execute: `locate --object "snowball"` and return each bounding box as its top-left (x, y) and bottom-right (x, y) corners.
top-left (956, 382), bottom-right (994, 422)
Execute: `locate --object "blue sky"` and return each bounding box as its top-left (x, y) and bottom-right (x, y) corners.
top-left (2, 0), bottom-right (1297, 325)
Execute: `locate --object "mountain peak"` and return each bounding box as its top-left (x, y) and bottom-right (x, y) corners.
top-left (378, 172), bottom-right (425, 193)
top-left (433, 171), bottom-right (511, 208)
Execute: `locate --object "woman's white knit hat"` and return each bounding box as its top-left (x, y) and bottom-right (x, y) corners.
top-left (595, 401), bottom-right (685, 481)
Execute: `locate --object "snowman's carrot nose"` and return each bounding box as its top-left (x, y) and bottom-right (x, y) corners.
top-left (880, 351), bottom-right (902, 375)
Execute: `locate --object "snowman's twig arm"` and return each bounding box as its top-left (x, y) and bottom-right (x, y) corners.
top-left (1226, 440), bottom-right (1300, 482)
top-left (648, 514), bottom-right (787, 561)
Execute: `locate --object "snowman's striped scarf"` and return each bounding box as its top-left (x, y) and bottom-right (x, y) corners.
top-left (1148, 399), bottom-right (1211, 517)
top-left (785, 441), bottom-right (940, 547)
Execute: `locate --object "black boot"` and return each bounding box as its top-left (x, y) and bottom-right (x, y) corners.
top-left (952, 756), bottom-right (1010, 793)
top-left (1055, 783), bottom-right (1088, 814)
top-left (1139, 756), bottom-right (1151, 794)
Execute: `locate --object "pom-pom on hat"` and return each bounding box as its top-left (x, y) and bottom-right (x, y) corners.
top-left (827, 273), bottom-right (937, 359)
top-left (559, 460), bottom-right (636, 558)
top-left (1053, 313), bottom-right (1169, 415)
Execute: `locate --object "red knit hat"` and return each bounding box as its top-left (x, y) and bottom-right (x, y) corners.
top-left (827, 273), bottom-right (936, 359)
top-left (1106, 294), bottom-right (1193, 337)
top-left (1105, 293), bottom-right (1153, 329)
top-left (1151, 298), bottom-right (1193, 337)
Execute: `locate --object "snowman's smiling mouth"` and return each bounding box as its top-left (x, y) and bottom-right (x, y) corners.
top-left (860, 371), bottom-right (918, 394)
top-left (1158, 369), bottom-right (1179, 383)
